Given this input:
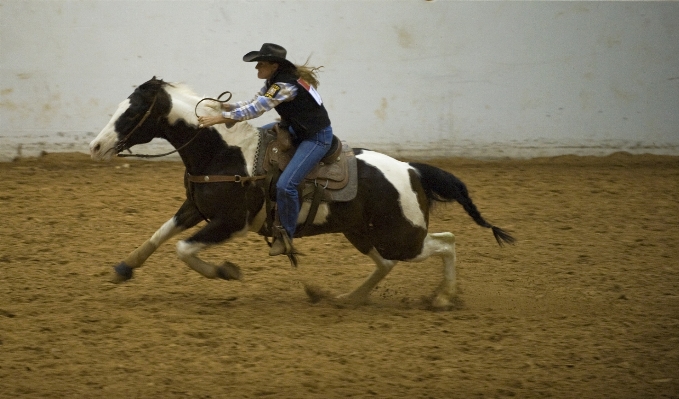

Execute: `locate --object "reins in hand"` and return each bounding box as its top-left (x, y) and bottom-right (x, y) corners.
top-left (117, 90), bottom-right (233, 159)
top-left (194, 91), bottom-right (233, 119)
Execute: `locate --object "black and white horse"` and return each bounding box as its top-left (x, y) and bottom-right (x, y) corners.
top-left (89, 77), bottom-right (514, 309)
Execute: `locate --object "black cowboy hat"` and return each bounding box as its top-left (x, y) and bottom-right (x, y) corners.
top-left (242, 43), bottom-right (295, 68)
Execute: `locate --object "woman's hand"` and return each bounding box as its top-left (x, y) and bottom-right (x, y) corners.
top-left (197, 115), bottom-right (236, 128)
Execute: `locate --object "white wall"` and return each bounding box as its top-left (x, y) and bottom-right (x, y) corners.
top-left (1, 0), bottom-right (678, 161)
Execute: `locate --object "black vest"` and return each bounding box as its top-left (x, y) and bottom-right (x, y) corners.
top-left (268, 69), bottom-right (331, 141)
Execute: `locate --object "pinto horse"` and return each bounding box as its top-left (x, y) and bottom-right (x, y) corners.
top-left (89, 77), bottom-right (514, 309)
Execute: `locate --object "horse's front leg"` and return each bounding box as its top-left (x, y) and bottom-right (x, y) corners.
top-left (112, 200), bottom-right (203, 283)
top-left (175, 217), bottom-right (245, 281)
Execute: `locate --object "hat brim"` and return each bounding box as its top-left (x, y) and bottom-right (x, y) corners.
top-left (243, 51), bottom-right (294, 67)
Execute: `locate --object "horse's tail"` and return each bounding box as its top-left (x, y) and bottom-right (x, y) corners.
top-left (410, 162), bottom-right (516, 247)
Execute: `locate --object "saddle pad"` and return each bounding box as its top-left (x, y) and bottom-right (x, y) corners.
top-left (313, 145), bottom-right (357, 203)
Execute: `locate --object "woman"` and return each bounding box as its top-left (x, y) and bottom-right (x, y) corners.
top-left (197, 43), bottom-right (333, 257)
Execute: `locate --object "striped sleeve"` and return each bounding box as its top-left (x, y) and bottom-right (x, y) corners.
top-left (222, 82), bottom-right (298, 121)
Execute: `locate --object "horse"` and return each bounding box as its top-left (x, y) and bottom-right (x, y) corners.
top-left (89, 77), bottom-right (515, 309)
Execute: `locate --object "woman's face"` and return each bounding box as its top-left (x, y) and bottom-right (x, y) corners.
top-left (256, 61), bottom-right (278, 80)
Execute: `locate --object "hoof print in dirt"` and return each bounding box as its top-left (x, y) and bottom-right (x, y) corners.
top-left (303, 284), bottom-right (334, 304)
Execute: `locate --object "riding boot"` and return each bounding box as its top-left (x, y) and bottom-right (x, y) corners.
top-left (269, 226), bottom-right (294, 256)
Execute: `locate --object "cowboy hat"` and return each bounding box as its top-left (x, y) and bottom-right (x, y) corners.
top-left (242, 43), bottom-right (294, 67)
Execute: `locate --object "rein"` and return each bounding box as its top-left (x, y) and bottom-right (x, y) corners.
top-left (194, 90), bottom-right (232, 119)
top-left (118, 88), bottom-right (267, 188)
top-left (116, 90), bottom-right (233, 159)
top-left (117, 134), bottom-right (203, 159)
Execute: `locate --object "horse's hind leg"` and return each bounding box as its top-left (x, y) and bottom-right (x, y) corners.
top-left (337, 248), bottom-right (398, 305)
top-left (112, 200), bottom-right (203, 283)
top-left (410, 232), bottom-right (457, 309)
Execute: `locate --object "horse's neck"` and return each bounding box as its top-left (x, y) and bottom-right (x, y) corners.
top-left (166, 85), bottom-right (260, 176)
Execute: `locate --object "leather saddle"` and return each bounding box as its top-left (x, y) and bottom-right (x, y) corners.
top-left (253, 125), bottom-right (357, 241)
top-left (260, 125), bottom-right (357, 202)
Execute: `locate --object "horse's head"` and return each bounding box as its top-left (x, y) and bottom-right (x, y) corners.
top-left (90, 77), bottom-right (171, 161)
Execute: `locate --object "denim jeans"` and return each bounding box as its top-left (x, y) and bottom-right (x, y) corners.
top-left (275, 125), bottom-right (333, 238)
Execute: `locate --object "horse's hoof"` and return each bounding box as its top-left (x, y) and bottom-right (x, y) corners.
top-left (333, 293), bottom-right (369, 307)
top-left (429, 294), bottom-right (464, 311)
top-left (217, 261), bottom-right (242, 281)
top-left (430, 295), bottom-right (453, 310)
top-left (111, 262), bottom-right (134, 283)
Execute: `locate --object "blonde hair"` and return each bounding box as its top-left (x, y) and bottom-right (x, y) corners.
top-left (294, 61), bottom-right (323, 88)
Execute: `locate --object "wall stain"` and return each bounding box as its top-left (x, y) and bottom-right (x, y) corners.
top-left (611, 85), bottom-right (638, 104)
top-left (395, 26), bottom-right (413, 49)
top-left (601, 35), bottom-right (622, 49)
top-left (555, 4), bottom-right (590, 18)
top-left (0, 100), bottom-right (18, 110)
top-left (375, 98), bottom-right (388, 121)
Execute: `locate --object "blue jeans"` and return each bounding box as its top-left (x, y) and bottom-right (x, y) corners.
top-left (276, 125), bottom-right (333, 238)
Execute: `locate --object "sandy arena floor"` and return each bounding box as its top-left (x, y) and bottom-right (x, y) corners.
top-left (0, 152), bottom-right (677, 399)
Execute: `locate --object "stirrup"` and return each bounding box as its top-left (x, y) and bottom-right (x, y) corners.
top-left (269, 227), bottom-right (299, 267)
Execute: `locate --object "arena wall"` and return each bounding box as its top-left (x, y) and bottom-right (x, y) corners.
top-left (1, 0), bottom-right (678, 161)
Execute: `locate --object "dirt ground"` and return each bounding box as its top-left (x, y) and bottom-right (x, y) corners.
top-left (0, 152), bottom-right (677, 399)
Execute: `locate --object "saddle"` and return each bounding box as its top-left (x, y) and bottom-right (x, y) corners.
top-left (260, 125), bottom-right (357, 202)
top-left (257, 125), bottom-right (357, 237)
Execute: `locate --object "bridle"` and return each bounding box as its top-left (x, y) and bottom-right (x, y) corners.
top-left (115, 90), bottom-right (232, 159)
top-left (115, 92), bottom-right (168, 158)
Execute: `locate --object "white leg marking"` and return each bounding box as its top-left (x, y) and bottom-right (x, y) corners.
top-left (150, 219), bottom-right (184, 246)
top-left (176, 240), bottom-right (227, 279)
top-left (339, 248), bottom-right (398, 304)
top-left (356, 150), bottom-right (426, 228)
top-left (410, 232), bottom-right (457, 308)
top-left (176, 240), bottom-right (206, 258)
top-left (123, 218), bottom-right (184, 268)
top-left (175, 239), bottom-right (241, 280)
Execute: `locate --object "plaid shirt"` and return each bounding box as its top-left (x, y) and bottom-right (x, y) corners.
top-left (222, 82), bottom-right (298, 121)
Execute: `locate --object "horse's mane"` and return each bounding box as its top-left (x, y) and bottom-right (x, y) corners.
top-left (140, 77), bottom-right (198, 100)
top-left (167, 81), bottom-right (201, 99)
top-left (165, 81), bottom-right (233, 116)
top-left (150, 78), bottom-right (258, 146)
